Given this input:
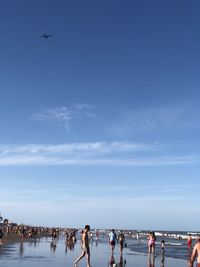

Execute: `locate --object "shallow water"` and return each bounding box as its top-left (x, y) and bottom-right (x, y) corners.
top-left (0, 236), bottom-right (189, 267)
top-left (127, 235), bottom-right (191, 260)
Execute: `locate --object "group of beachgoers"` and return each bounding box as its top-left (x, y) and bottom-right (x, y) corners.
top-left (0, 224), bottom-right (200, 267)
top-left (74, 226), bottom-right (127, 267)
top-left (74, 226), bottom-right (200, 267)
top-left (0, 224), bottom-right (51, 244)
top-left (72, 226), bottom-right (199, 267)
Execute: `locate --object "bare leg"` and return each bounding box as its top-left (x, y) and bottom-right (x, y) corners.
top-left (75, 251), bottom-right (85, 266)
top-left (112, 245), bottom-right (115, 253)
top-left (86, 252), bottom-right (91, 267)
top-left (119, 245), bottom-right (123, 255)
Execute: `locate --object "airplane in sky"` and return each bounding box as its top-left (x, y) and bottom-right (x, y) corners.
top-left (41, 34), bottom-right (53, 39)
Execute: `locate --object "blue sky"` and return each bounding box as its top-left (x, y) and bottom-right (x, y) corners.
top-left (0, 0), bottom-right (200, 231)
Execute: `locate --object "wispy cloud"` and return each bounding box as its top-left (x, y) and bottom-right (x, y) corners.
top-left (0, 142), bottom-right (199, 166)
top-left (31, 104), bottom-right (96, 130)
top-left (109, 103), bottom-right (200, 136)
top-left (0, 141), bottom-right (154, 154)
top-left (1, 184), bottom-right (199, 202)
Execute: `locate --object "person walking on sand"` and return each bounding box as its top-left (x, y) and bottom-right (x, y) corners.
top-left (188, 236), bottom-right (200, 267)
top-left (109, 229), bottom-right (117, 254)
top-left (74, 225), bottom-right (91, 267)
top-left (118, 230), bottom-right (126, 255)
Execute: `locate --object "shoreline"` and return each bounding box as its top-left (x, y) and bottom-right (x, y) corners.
top-left (0, 234), bottom-right (190, 263)
top-left (0, 226), bottom-right (197, 264)
top-left (0, 236), bottom-right (191, 267)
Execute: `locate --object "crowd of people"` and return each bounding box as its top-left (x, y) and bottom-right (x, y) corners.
top-left (0, 224), bottom-right (52, 244)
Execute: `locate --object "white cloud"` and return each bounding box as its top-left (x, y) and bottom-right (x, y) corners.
top-left (0, 142), bottom-right (199, 166)
top-left (31, 104), bottom-right (96, 130)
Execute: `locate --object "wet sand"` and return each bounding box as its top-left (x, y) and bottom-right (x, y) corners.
top-left (0, 236), bottom-right (188, 267)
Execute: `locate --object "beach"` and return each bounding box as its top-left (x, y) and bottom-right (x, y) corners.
top-left (0, 231), bottom-right (191, 267)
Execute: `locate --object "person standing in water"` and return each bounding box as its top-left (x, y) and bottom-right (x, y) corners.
top-left (148, 232), bottom-right (156, 255)
top-left (188, 234), bottom-right (193, 250)
top-left (74, 225), bottom-right (91, 267)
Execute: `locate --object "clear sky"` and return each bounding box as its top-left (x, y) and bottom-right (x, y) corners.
top-left (0, 0), bottom-right (200, 231)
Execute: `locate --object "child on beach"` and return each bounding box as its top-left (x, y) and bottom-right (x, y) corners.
top-left (161, 240), bottom-right (165, 255)
top-left (74, 225), bottom-right (91, 267)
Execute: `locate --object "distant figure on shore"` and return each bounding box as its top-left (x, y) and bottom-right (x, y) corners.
top-left (19, 241), bottom-right (24, 257)
top-left (95, 230), bottom-right (99, 240)
top-left (20, 226), bottom-right (26, 240)
top-left (108, 229), bottom-right (117, 254)
top-left (0, 227), bottom-right (3, 245)
top-left (188, 234), bottom-right (193, 250)
top-left (50, 241), bottom-right (57, 253)
top-left (161, 240), bottom-right (165, 255)
top-left (188, 236), bottom-right (200, 267)
top-left (51, 228), bottom-right (57, 241)
top-left (136, 232), bottom-right (140, 240)
top-left (74, 225), bottom-right (91, 267)
top-left (80, 229), bottom-right (84, 247)
top-left (90, 232), bottom-right (93, 241)
top-left (161, 240), bottom-right (165, 267)
top-left (148, 232), bottom-right (156, 255)
top-left (118, 230), bottom-right (126, 255)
